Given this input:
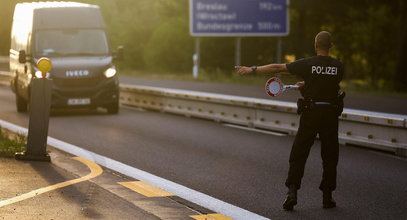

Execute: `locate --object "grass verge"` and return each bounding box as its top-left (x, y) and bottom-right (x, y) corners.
top-left (0, 130), bottom-right (26, 158)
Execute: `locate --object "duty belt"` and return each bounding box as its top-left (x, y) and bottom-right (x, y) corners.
top-left (314, 101), bottom-right (331, 105)
top-left (305, 98), bottom-right (335, 105)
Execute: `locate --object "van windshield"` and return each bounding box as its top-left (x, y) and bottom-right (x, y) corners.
top-left (35, 29), bottom-right (109, 57)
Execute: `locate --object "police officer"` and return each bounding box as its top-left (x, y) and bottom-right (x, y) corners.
top-left (236, 31), bottom-right (344, 211)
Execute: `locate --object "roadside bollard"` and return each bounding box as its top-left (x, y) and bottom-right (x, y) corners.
top-left (15, 58), bottom-right (53, 162)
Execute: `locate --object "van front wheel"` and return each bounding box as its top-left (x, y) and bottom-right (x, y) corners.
top-left (16, 93), bottom-right (28, 113)
top-left (106, 102), bottom-right (119, 114)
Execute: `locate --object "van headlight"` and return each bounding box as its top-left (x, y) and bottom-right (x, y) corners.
top-left (104, 67), bottom-right (117, 78)
top-left (34, 70), bottom-right (50, 78)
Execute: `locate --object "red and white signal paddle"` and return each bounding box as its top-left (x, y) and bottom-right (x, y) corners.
top-left (265, 77), bottom-right (299, 97)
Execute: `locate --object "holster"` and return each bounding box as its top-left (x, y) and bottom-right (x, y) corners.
top-left (296, 98), bottom-right (312, 115)
top-left (297, 92), bottom-right (345, 116)
top-left (334, 92), bottom-right (346, 116)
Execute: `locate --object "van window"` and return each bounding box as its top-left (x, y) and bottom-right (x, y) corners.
top-left (34, 29), bottom-right (109, 57)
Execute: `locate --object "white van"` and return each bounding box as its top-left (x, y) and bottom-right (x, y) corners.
top-left (10, 2), bottom-right (123, 113)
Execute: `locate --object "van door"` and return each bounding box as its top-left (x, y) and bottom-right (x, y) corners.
top-left (17, 33), bottom-right (33, 100)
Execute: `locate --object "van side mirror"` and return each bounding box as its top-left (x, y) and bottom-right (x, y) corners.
top-left (19, 50), bottom-right (27, 63)
top-left (115, 46), bottom-right (124, 61)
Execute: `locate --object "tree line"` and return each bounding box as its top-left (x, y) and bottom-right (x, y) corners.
top-left (0, 0), bottom-right (405, 90)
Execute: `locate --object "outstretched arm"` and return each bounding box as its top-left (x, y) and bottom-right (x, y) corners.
top-left (235, 64), bottom-right (288, 75)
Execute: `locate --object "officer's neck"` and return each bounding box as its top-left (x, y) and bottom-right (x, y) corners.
top-left (316, 49), bottom-right (329, 56)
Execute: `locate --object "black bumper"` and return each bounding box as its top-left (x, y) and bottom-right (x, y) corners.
top-left (50, 76), bottom-right (119, 108)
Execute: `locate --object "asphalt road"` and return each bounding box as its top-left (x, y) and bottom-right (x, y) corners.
top-left (0, 157), bottom-right (157, 219)
top-left (0, 85), bottom-right (406, 219)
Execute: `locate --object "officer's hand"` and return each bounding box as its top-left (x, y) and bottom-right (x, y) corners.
top-left (295, 81), bottom-right (305, 87)
top-left (235, 66), bottom-right (251, 75)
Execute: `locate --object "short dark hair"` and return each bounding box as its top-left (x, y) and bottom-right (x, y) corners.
top-left (315, 31), bottom-right (332, 51)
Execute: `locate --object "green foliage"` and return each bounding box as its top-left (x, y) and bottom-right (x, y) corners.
top-left (83, 0), bottom-right (160, 69)
top-left (332, 3), bottom-right (398, 83)
top-left (0, 131), bottom-right (26, 158)
top-left (200, 37), bottom-right (234, 72)
top-left (0, 0), bottom-right (404, 89)
top-left (144, 17), bottom-right (193, 72)
top-left (0, 0), bottom-right (24, 54)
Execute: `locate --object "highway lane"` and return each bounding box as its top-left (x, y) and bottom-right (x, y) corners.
top-left (0, 85), bottom-right (406, 219)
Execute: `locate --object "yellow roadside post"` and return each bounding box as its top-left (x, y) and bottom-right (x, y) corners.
top-left (15, 58), bottom-right (53, 161)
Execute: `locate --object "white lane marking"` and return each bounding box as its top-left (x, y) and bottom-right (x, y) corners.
top-left (223, 123), bottom-right (287, 137)
top-left (0, 119), bottom-right (270, 220)
top-left (0, 157), bottom-right (102, 208)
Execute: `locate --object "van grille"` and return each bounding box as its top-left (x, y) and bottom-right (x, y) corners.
top-left (52, 75), bottom-right (104, 88)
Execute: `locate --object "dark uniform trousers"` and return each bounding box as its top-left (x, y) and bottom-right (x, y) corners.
top-left (285, 104), bottom-right (339, 191)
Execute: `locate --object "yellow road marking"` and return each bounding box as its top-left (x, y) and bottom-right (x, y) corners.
top-left (190, 213), bottom-right (234, 220)
top-left (118, 181), bottom-right (175, 197)
top-left (0, 157), bottom-right (103, 208)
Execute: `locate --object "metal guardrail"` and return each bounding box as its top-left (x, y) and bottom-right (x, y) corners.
top-left (119, 84), bottom-right (407, 157)
top-left (0, 71), bottom-right (12, 86)
top-left (0, 63), bottom-right (405, 157)
top-left (0, 56), bottom-right (10, 86)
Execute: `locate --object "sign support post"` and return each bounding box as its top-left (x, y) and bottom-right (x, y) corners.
top-left (235, 37), bottom-right (242, 66)
top-left (193, 37), bottom-right (201, 79)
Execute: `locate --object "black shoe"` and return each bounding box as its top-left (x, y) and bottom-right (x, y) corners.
top-left (283, 185), bottom-right (297, 211)
top-left (323, 191), bottom-right (336, 209)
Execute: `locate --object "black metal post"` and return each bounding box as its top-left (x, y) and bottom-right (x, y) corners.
top-left (15, 78), bottom-right (52, 162)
